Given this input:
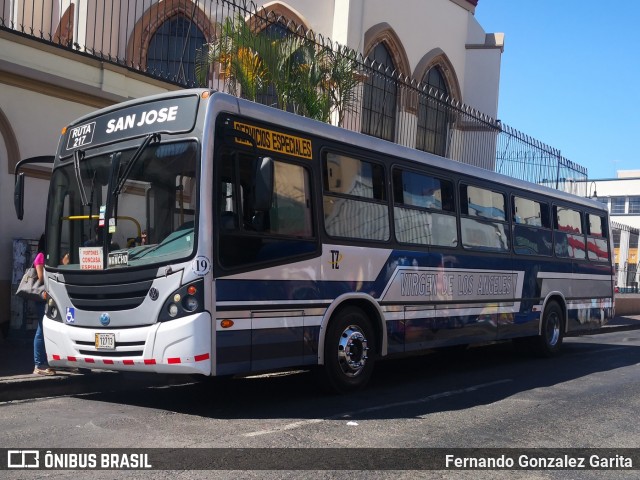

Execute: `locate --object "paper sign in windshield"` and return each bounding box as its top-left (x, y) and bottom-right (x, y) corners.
top-left (79, 247), bottom-right (103, 270)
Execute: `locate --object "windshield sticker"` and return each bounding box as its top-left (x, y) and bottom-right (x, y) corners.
top-left (192, 256), bottom-right (211, 277)
top-left (66, 122), bottom-right (95, 150)
top-left (99, 205), bottom-right (106, 227)
top-left (233, 121), bottom-right (312, 160)
top-left (108, 251), bottom-right (129, 268)
top-left (79, 247), bottom-right (104, 270)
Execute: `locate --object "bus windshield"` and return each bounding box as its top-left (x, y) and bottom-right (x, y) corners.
top-left (45, 139), bottom-right (198, 270)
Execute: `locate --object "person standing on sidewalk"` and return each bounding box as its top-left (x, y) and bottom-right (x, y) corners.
top-left (33, 234), bottom-right (55, 376)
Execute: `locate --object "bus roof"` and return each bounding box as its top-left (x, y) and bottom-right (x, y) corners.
top-left (62, 88), bottom-right (605, 213)
top-left (230, 93), bottom-right (604, 212)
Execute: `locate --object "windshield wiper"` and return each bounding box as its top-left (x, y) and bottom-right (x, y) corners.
top-left (73, 150), bottom-right (90, 206)
top-left (113, 133), bottom-right (160, 196)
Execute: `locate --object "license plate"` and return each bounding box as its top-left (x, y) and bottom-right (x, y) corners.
top-left (95, 333), bottom-right (115, 350)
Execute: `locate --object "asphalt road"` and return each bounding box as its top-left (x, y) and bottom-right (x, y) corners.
top-left (2, 329), bottom-right (639, 479)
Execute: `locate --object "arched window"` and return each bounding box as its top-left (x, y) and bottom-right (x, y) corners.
top-left (416, 66), bottom-right (450, 156)
top-left (146, 15), bottom-right (206, 86)
top-left (362, 43), bottom-right (397, 141)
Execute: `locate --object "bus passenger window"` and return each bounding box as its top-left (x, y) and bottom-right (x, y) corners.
top-left (460, 185), bottom-right (509, 252)
top-left (554, 206), bottom-right (585, 259)
top-left (512, 196), bottom-right (552, 256)
top-left (323, 152), bottom-right (389, 241)
top-left (587, 213), bottom-right (609, 261)
top-left (462, 185), bottom-right (506, 221)
top-left (392, 168), bottom-right (457, 246)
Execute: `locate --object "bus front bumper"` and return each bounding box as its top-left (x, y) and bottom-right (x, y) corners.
top-left (43, 313), bottom-right (212, 375)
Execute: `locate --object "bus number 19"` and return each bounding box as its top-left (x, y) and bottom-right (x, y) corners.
top-left (193, 256), bottom-right (210, 276)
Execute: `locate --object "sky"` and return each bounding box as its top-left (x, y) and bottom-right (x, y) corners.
top-left (474, 1), bottom-right (640, 180)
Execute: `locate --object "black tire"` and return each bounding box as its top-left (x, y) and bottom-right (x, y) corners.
top-left (531, 300), bottom-right (564, 357)
top-left (321, 306), bottom-right (376, 393)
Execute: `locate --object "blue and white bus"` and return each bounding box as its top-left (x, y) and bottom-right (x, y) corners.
top-left (15, 89), bottom-right (614, 392)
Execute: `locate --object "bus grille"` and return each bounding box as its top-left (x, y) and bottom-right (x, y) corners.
top-left (78, 349), bottom-right (144, 357)
top-left (64, 279), bottom-right (154, 311)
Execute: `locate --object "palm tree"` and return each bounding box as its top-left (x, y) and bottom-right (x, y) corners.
top-left (196, 14), bottom-right (359, 126)
top-left (325, 45), bottom-right (361, 126)
top-left (196, 15), bottom-right (268, 102)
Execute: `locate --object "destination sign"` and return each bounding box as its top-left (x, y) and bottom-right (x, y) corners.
top-left (233, 121), bottom-right (312, 160)
top-left (60, 94), bottom-right (199, 157)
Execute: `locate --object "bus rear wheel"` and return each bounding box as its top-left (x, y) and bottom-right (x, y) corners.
top-left (322, 306), bottom-right (375, 393)
top-left (532, 300), bottom-right (564, 357)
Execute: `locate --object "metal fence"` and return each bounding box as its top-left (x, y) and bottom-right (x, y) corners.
top-left (0, 0), bottom-right (588, 191)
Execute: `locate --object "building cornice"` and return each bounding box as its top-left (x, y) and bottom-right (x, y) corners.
top-left (450, 0), bottom-right (477, 14)
top-left (0, 30), bottom-right (178, 108)
top-left (466, 33), bottom-right (505, 53)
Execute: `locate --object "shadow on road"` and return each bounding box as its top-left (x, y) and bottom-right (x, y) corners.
top-left (74, 332), bottom-right (640, 422)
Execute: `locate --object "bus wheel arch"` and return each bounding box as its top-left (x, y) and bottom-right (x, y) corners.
top-left (318, 296), bottom-right (386, 392)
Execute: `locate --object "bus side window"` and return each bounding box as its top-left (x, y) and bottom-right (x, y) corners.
top-left (322, 152), bottom-right (389, 241)
top-left (392, 168), bottom-right (457, 247)
top-left (554, 205), bottom-right (585, 259)
top-left (460, 184), bottom-right (509, 252)
top-left (587, 213), bottom-right (609, 261)
top-left (512, 196), bottom-right (552, 256)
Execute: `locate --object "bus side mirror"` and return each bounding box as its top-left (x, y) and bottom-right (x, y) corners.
top-left (13, 155), bottom-right (54, 220)
top-left (14, 172), bottom-right (24, 220)
top-left (254, 157), bottom-right (274, 211)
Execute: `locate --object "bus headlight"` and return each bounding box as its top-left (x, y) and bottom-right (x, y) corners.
top-left (183, 295), bottom-right (199, 312)
top-left (158, 279), bottom-right (204, 322)
top-left (45, 296), bottom-right (62, 322)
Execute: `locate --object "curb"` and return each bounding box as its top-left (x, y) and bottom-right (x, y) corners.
top-left (0, 371), bottom-right (187, 403)
top-left (566, 323), bottom-right (640, 338)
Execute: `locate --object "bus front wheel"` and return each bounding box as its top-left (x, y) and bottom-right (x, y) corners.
top-left (322, 306), bottom-right (375, 393)
top-left (532, 300), bottom-right (564, 357)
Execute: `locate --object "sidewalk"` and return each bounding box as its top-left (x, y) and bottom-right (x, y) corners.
top-left (0, 336), bottom-right (187, 402)
top-left (1, 315), bottom-right (639, 402)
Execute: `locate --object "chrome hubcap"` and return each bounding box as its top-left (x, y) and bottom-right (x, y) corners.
top-left (337, 325), bottom-right (369, 377)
